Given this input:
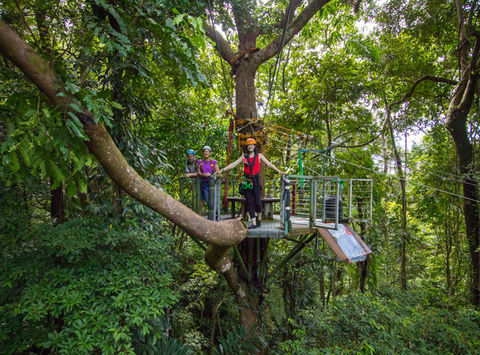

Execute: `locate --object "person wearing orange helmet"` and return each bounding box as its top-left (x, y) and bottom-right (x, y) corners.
top-left (219, 138), bottom-right (284, 229)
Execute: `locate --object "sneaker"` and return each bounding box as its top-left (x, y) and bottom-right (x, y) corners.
top-left (256, 220), bottom-right (261, 228)
top-left (248, 224), bottom-right (257, 229)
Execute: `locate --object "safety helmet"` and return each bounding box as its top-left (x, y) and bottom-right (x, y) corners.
top-left (245, 138), bottom-right (256, 145)
top-left (202, 145), bottom-right (211, 152)
top-left (186, 149), bottom-right (196, 156)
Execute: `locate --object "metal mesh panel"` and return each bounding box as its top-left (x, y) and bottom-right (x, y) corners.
top-left (179, 177), bottom-right (200, 212)
top-left (288, 177), bottom-right (313, 217)
top-left (346, 179), bottom-right (373, 222)
top-left (315, 178), bottom-right (341, 222)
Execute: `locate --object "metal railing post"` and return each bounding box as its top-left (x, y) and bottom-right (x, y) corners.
top-left (309, 178), bottom-right (315, 229)
top-left (208, 176), bottom-right (216, 220)
top-left (322, 177), bottom-right (326, 223)
top-left (370, 179), bottom-right (373, 221)
top-left (349, 179), bottom-right (352, 221)
top-left (335, 178), bottom-right (340, 229)
top-left (281, 177), bottom-right (291, 234)
top-left (196, 177), bottom-right (201, 213)
top-left (312, 178), bottom-right (317, 227)
top-left (216, 176), bottom-right (221, 220)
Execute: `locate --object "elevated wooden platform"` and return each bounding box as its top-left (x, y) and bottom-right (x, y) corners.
top-left (219, 214), bottom-right (372, 263)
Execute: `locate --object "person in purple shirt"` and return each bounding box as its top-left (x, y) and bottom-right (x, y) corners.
top-left (197, 145), bottom-right (220, 213)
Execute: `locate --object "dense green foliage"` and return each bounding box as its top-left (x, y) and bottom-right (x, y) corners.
top-left (1, 0), bottom-right (479, 353)
top-left (275, 288), bottom-right (480, 354)
top-left (0, 185), bottom-right (182, 354)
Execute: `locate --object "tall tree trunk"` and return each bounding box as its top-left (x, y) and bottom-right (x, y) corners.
top-left (446, 110), bottom-right (479, 304)
top-left (50, 178), bottom-right (65, 223)
top-left (445, 3), bottom-right (480, 304)
top-left (382, 134), bottom-right (389, 173)
top-left (206, 0), bottom-right (335, 327)
top-left (386, 110), bottom-right (407, 290)
top-left (445, 221), bottom-right (452, 296)
top-left (357, 222), bottom-right (369, 292)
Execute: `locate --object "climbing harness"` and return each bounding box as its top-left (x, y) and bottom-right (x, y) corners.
top-left (241, 176), bottom-right (254, 190)
top-left (199, 159), bottom-right (215, 173)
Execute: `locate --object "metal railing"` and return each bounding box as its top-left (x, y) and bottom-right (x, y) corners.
top-left (347, 179), bottom-right (373, 223)
top-left (179, 176), bottom-right (221, 221)
top-left (279, 175), bottom-right (373, 232)
top-left (180, 174), bottom-right (372, 228)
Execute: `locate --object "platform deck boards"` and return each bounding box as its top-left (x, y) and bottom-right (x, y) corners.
top-left (219, 214), bottom-right (317, 238)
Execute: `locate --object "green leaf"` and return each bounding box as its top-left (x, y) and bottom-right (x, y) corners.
top-left (7, 151), bottom-right (20, 172)
top-left (77, 178), bottom-right (87, 194)
top-left (173, 14), bottom-right (186, 25)
top-left (18, 143), bottom-right (31, 167)
top-left (66, 115), bottom-right (88, 141)
top-left (69, 102), bottom-right (82, 113)
top-left (110, 101), bottom-right (123, 110)
top-left (67, 179), bottom-right (76, 197)
top-left (46, 160), bottom-right (66, 185)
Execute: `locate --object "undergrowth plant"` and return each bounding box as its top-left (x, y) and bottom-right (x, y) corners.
top-left (0, 186), bottom-right (182, 354)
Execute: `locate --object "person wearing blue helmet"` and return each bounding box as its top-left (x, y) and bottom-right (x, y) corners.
top-left (185, 149), bottom-right (198, 178)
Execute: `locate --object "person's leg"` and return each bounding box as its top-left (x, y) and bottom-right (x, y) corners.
top-left (253, 184), bottom-right (262, 227)
top-left (245, 189), bottom-right (257, 228)
top-left (200, 181), bottom-right (209, 215)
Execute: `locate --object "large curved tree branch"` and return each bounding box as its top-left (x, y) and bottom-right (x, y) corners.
top-left (231, 0), bottom-right (259, 49)
top-left (389, 75), bottom-right (458, 110)
top-left (0, 19), bottom-right (246, 248)
top-left (204, 24), bottom-right (236, 64)
top-left (255, 0), bottom-right (332, 65)
top-left (458, 35), bottom-right (480, 111)
top-left (271, 0), bottom-right (303, 30)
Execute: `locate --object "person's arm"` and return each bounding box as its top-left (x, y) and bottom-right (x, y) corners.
top-left (219, 156), bottom-right (243, 174)
top-left (197, 163), bottom-right (206, 177)
top-left (198, 161), bottom-right (213, 177)
top-left (259, 153), bottom-right (284, 174)
top-left (185, 163), bottom-right (197, 177)
top-left (214, 160), bottom-right (220, 173)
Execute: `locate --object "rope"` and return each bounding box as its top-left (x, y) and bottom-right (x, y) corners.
top-left (369, 155), bottom-right (480, 187)
top-left (206, 0), bottom-right (235, 116)
top-left (264, 0), bottom-right (294, 117)
top-left (230, 47), bottom-right (260, 66)
top-left (223, 115), bottom-right (235, 207)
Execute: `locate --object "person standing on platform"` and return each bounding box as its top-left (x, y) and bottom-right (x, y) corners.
top-left (219, 138), bottom-right (284, 229)
top-left (197, 145), bottom-right (220, 214)
top-left (185, 149), bottom-right (198, 177)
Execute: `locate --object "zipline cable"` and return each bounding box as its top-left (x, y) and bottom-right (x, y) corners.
top-left (324, 155), bottom-right (480, 203)
top-left (268, 135), bottom-right (480, 188)
top-left (255, 122), bottom-right (479, 203)
top-left (357, 154), bottom-right (480, 187)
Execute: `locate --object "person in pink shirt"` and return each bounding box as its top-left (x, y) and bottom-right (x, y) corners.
top-left (197, 146), bottom-right (220, 213)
